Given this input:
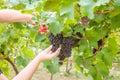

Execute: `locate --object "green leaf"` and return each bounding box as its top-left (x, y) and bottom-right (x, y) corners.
top-left (35, 33), bottom-right (46, 42)
top-left (60, 0), bottom-right (74, 20)
top-left (80, 0), bottom-right (110, 19)
top-left (43, 60), bottom-right (52, 67)
top-left (74, 56), bottom-right (83, 67)
top-left (95, 0), bottom-right (110, 6)
top-left (89, 66), bottom-right (97, 79)
top-left (29, 29), bottom-right (36, 39)
top-left (107, 36), bottom-right (119, 54)
top-left (109, 6), bottom-right (120, 17)
top-left (94, 72), bottom-right (102, 80)
top-left (111, 14), bottom-right (120, 29)
top-left (85, 28), bottom-right (106, 48)
top-left (80, 0), bottom-right (95, 19)
top-left (79, 38), bottom-right (88, 51)
top-left (12, 3), bottom-right (26, 10)
top-left (0, 29), bottom-right (10, 44)
top-left (53, 57), bottom-right (59, 65)
top-left (35, 2), bottom-right (43, 12)
top-left (43, 57), bottom-right (60, 74)
top-left (84, 47), bottom-right (93, 58)
top-left (96, 62), bottom-right (109, 76)
top-left (94, 14), bottom-right (105, 23)
top-left (115, 0), bottom-right (120, 6)
top-left (13, 23), bottom-right (24, 29)
top-left (49, 22), bottom-right (64, 35)
top-left (74, 26), bottom-right (84, 34)
top-left (83, 58), bottom-right (92, 69)
top-left (44, 0), bottom-right (61, 11)
top-left (46, 17), bottom-right (57, 24)
top-left (47, 63), bottom-right (59, 74)
top-left (103, 52), bottom-right (113, 66)
top-left (16, 56), bottom-right (28, 67)
top-left (96, 51), bottom-right (104, 60)
top-left (62, 26), bottom-right (73, 37)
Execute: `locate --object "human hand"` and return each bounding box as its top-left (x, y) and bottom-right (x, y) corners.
top-left (38, 45), bottom-right (61, 61)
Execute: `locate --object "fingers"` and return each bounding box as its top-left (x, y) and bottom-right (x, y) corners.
top-left (44, 45), bottom-right (52, 53)
top-left (51, 48), bottom-right (61, 58)
top-left (48, 51), bottom-right (52, 54)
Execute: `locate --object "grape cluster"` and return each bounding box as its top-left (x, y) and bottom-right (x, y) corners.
top-left (59, 37), bottom-right (79, 64)
top-left (48, 33), bottom-right (63, 52)
top-left (48, 33), bottom-right (82, 64)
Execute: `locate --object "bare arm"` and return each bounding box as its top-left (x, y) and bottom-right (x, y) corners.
top-left (0, 46), bottom-right (60, 80)
top-left (0, 74), bottom-right (8, 80)
top-left (0, 9), bottom-right (34, 24)
top-left (12, 45), bottom-right (60, 80)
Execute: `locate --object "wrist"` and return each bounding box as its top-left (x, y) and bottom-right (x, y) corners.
top-left (35, 54), bottom-right (45, 63)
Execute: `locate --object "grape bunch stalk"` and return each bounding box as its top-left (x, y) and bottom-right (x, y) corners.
top-left (48, 33), bottom-right (82, 64)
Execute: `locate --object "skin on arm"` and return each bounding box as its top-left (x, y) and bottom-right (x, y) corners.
top-left (0, 46), bottom-right (60, 80)
top-left (0, 9), bottom-right (34, 24)
top-left (0, 74), bottom-right (8, 80)
top-left (12, 45), bottom-right (61, 80)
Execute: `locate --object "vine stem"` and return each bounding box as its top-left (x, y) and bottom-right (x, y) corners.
top-left (5, 57), bottom-right (19, 75)
top-left (50, 74), bottom-right (53, 80)
top-left (72, 35), bottom-right (82, 40)
top-left (95, 10), bottom-right (115, 15)
top-left (66, 61), bottom-right (72, 74)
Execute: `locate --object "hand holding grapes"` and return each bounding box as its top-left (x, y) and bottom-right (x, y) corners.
top-left (11, 45), bottom-right (61, 80)
top-left (38, 45), bottom-right (61, 61)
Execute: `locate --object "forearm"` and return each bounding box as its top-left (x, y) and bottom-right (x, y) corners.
top-left (0, 74), bottom-right (9, 80)
top-left (12, 55), bottom-right (42, 80)
top-left (0, 9), bottom-right (33, 23)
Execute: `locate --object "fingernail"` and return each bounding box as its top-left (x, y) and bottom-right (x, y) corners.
top-left (58, 48), bottom-right (61, 50)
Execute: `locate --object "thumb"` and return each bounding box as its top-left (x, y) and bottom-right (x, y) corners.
top-left (51, 48), bottom-right (61, 58)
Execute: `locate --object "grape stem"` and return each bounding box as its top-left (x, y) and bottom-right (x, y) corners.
top-left (50, 74), bottom-right (53, 80)
top-left (72, 35), bottom-right (81, 40)
top-left (95, 10), bottom-right (115, 15)
top-left (66, 62), bottom-right (72, 74)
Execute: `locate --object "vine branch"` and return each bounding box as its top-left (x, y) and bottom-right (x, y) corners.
top-left (95, 10), bottom-right (115, 15)
top-left (50, 74), bottom-right (53, 80)
top-left (5, 57), bottom-right (19, 75)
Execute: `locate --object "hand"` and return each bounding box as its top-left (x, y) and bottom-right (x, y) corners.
top-left (38, 45), bottom-right (61, 61)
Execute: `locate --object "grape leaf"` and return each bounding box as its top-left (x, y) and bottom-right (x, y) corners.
top-left (49, 22), bottom-right (64, 35)
top-left (80, 0), bottom-right (110, 19)
top-left (44, 0), bottom-right (61, 11)
top-left (12, 3), bottom-right (26, 10)
top-left (60, 0), bottom-right (74, 20)
top-left (111, 14), bottom-right (120, 29)
top-left (96, 62), bottom-right (109, 76)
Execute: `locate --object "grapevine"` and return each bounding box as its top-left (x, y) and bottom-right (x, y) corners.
top-left (0, 0), bottom-right (120, 80)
